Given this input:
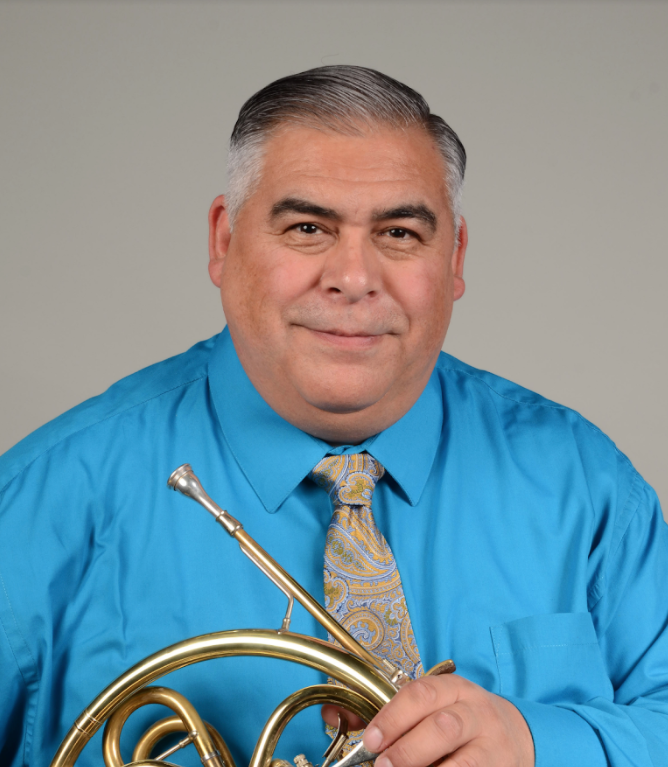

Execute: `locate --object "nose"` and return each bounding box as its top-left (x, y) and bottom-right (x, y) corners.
top-left (320, 231), bottom-right (382, 302)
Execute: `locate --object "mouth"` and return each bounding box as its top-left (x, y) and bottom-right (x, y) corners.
top-left (302, 327), bottom-right (386, 349)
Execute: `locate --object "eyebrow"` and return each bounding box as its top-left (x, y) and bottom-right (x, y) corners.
top-left (269, 197), bottom-right (438, 234)
top-left (372, 205), bottom-right (437, 234)
top-left (270, 197), bottom-right (342, 221)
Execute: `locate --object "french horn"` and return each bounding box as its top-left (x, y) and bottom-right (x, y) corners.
top-left (49, 464), bottom-right (455, 767)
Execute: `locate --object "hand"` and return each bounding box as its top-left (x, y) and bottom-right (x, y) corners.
top-left (322, 705), bottom-right (367, 732)
top-left (359, 674), bottom-right (534, 767)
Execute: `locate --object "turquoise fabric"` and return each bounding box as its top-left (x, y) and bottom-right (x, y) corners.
top-left (0, 327), bottom-right (666, 767)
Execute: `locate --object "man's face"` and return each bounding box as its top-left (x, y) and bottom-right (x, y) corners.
top-left (209, 123), bottom-right (467, 443)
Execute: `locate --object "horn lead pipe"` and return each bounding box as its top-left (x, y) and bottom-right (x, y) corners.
top-left (167, 464), bottom-right (405, 689)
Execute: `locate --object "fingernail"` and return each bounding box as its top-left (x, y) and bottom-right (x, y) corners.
top-left (364, 725), bottom-right (383, 753)
top-left (375, 756), bottom-right (393, 767)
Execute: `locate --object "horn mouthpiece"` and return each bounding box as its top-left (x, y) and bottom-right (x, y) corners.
top-left (168, 463), bottom-right (194, 491)
top-left (167, 464), bottom-right (242, 535)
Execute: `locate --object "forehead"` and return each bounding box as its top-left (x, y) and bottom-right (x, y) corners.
top-left (251, 123), bottom-right (450, 213)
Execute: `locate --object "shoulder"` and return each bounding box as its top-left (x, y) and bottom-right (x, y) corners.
top-left (436, 351), bottom-right (576, 412)
top-left (435, 350), bottom-right (620, 444)
top-left (433, 352), bottom-right (665, 592)
top-left (0, 334), bottom-right (219, 492)
top-left (433, 351), bottom-right (645, 514)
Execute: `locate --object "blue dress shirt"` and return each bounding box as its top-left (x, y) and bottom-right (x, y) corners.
top-left (0, 328), bottom-right (667, 767)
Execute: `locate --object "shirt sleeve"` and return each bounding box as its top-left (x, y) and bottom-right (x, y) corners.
top-left (0, 571), bottom-right (34, 766)
top-left (0, 440), bottom-right (95, 767)
top-left (508, 476), bottom-right (668, 767)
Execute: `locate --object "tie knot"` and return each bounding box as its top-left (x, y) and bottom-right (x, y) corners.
top-left (309, 453), bottom-right (385, 508)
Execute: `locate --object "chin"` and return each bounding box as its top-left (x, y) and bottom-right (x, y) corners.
top-left (301, 382), bottom-right (387, 416)
top-left (312, 401), bottom-right (376, 417)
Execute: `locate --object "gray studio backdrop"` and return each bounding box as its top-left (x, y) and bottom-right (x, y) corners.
top-left (1, 1), bottom-right (666, 516)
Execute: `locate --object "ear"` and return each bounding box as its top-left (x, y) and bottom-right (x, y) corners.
top-left (208, 195), bottom-right (232, 288)
top-left (451, 216), bottom-right (468, 301)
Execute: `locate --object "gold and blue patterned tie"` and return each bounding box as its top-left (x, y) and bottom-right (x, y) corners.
top-left (310, 453), bottom-right (424, 681)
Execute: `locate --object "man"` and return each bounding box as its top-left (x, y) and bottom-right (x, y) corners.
top-left (0, 66), bottom-right (666, 767)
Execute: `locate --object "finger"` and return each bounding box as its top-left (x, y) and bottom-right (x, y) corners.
top-left (364, 675), bottom-right (466, 752)
top-left (438, 741), bottom-right (487, 767)
top-left (321, 704), bottom-right (367, 730)
top-left (374, 701), bottom-right (478, 767)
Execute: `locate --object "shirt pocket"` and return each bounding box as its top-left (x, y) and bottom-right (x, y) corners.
top-left (490, 612), bottom-right (613, 704)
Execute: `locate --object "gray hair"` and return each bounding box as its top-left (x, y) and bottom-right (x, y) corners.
top-left (226, 66), bottom-right (466, 242)
top-left (226, 65), bottom-right (466, 242)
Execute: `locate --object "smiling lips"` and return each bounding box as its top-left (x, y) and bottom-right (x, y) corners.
top-left (305, 326), bottom-right (386, 348)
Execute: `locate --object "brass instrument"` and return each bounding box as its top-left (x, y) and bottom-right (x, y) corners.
top-left (49, 464), bottom-right (455, 767)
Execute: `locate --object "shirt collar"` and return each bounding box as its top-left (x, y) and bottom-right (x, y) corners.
top-left (208, 328), bottom-right (444, 513)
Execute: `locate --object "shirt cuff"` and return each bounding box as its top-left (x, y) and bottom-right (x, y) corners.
top-left (504, 697), bottom-right (607, 767)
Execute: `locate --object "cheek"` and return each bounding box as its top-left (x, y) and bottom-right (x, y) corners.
top-left (220, 244), bottom-right (266, 333)
top-left (267, 260), bottom-right (317, 308)
top-left (392, 265), bottom-right (450, 331)
top-left (221, 244), bottom-right (318, 333)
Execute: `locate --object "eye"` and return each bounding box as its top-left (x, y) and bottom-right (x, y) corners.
top-left (386, 227), bottom-right (412, 239)
top-left (295, 223), bottom-right (321, 235)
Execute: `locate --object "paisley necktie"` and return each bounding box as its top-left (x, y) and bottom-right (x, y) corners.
top-left (310, 453), bottom-right (424, 680)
